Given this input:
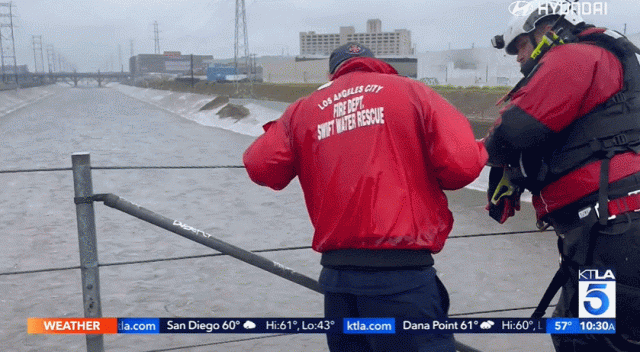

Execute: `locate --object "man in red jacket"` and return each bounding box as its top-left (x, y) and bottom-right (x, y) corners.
top-left (486, 1), bottom-right (640, 350)
top-left (243, 42), bottom-right (487, 352)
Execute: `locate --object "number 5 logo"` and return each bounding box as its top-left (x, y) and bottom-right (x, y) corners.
top-left (583, 284), bottom-right (609, 316)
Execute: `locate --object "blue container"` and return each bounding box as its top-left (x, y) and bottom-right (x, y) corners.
top-left (207, 65), bottom-right (237, 82)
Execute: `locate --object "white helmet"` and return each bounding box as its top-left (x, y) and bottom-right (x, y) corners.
top-left (497, 0), bottom-right (585, 55)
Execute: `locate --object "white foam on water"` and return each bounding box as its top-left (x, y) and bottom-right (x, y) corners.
top-left (110, 83), bottom-right (281, 137)
top-left (108, 83), bottom-right (532, 201)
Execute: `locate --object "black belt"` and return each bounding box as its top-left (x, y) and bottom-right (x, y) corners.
top-left (534, 182), bottom-right (640, 319)
top-left (546, 189), bottom-right (640, 232)
top-left (321, 249), bottom-right (434, 268)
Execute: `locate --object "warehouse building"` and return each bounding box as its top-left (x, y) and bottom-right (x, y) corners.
top-left (129, 52), bottom-right (213, 78)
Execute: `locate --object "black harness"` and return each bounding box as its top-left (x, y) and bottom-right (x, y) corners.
top-left (522, 30), bottom-right (640, 200)
top-left (531, 30), bottom-right (640, 318)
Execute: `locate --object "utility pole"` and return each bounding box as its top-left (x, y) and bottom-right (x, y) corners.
top-left (118, 44), bottom-right (122, 72)
top-left (46, 45), bottom-right (52, 73)
top-left (250, 53), bottom-right (257, 81)
top-left (234, 0), bottom-right (252, 96)
top-left (0, 29), bottom-right (4, 83)
top-left (129, 39), bottom-right (134, 74)
top-left (46, 44), bottom-right (54, 82)
top-left (190, 54), bottom-right (194, 88)
top-left (40, 40), bottom-right (45, 73)
top-left (153, 21), bottom-right (160, 54)
top-left (51, 47), bottom-right (57, 72)
top-left (47, 45), bottom-right (55, 73)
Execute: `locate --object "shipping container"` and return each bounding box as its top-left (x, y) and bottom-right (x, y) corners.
top-left (206, 65), bottom-right (237, 82)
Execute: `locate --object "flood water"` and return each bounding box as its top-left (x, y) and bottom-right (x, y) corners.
top-left (0, 85), bottom-right (555, 352)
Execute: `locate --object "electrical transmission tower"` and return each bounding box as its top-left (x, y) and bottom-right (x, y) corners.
top-left (32, 35), bottom-right (44, 73)
top-left (153, 21), bottom-right (160, 54)
top-left (46, 45), bottom-right (54, 74)
top-left (129, 40), bottom-right (134, 74)
top-left (0, 2), bottom-right (18, 84)
top-left (234, 0), bottom-right (252, 95)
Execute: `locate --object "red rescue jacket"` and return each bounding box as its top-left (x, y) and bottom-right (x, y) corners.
top-left (486, 28), bottom-right (640, 218)
top-left (243, 57), bottom-right (487, 253)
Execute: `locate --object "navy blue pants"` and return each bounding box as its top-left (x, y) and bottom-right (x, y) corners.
top-left (319, 266), bottom-right (455, 352)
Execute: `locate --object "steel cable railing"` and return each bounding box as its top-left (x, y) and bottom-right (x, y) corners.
top-left (0, 246), bottom-right (313, 277)
top-left (0, 165), bottom-right (245, 174)
top-left (2, 162), bottom-right (556, 352)
top-left (1, 229), bottom-right (558, 276)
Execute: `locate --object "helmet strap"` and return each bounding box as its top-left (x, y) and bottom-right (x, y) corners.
top-left (528, 32), bottom-right (538, 51)
top-left (520, 30), bottom-right (566, 76)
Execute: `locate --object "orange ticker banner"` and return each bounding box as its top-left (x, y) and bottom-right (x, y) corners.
top-left (28, 318), bottom-right (118, 334)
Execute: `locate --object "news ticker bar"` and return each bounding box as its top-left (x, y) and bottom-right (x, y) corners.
top-left (28, 317), bottom-right (616, 335)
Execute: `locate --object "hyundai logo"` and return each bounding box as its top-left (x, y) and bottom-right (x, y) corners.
top-left (509, 1), bottom-right (532, 16)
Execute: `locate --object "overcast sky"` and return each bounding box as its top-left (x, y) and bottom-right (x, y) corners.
top-left (7, 0), bottom-right (640, 72)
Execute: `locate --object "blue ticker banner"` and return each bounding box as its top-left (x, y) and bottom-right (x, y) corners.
top-left (399, 318), bottom-right (615, 334)
top-left (58, 317), bottom-right (613, 334)
top-left (343, 318), bottom-right (396, 334)
top-left (158, 318), bottom-right (341, 334)
top-left (118, 318), bottom-right (160, 334)
top-left (546, 318), bottom-right (616, 334)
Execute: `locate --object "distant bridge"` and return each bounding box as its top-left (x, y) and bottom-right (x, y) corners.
top-left (2, 71), bottom-right (132, 87)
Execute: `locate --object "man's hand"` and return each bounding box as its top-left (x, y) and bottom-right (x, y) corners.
top-left (486, 166), bottom-right (522, 224)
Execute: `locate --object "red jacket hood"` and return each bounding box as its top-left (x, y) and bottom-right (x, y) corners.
top-left (332, 57), bottom-right (398, 79)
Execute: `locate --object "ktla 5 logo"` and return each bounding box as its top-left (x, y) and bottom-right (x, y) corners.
top-left (578, 268), bottom-right (616, 318)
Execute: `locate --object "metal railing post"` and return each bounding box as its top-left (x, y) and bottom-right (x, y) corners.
top-left (72, 153), bottom-right (104, 352)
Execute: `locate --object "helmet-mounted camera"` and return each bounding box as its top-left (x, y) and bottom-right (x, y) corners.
top-left (492, 35), bottom-right (505, 49)
top-left (494, 0), bottom-right (585, 55)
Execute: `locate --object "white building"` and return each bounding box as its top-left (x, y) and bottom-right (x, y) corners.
top-left (265, 31), bottom-right (640, 86)
top-left (416, 31), bottom-right (640, 87)
top-left (299, 19), bottom-right (413, 56)
top-left (418, 47), bottom-right (521, 87)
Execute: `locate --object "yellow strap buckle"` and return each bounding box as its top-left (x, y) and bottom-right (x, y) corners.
top-left (491, 171), bottom-right (516, 205)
